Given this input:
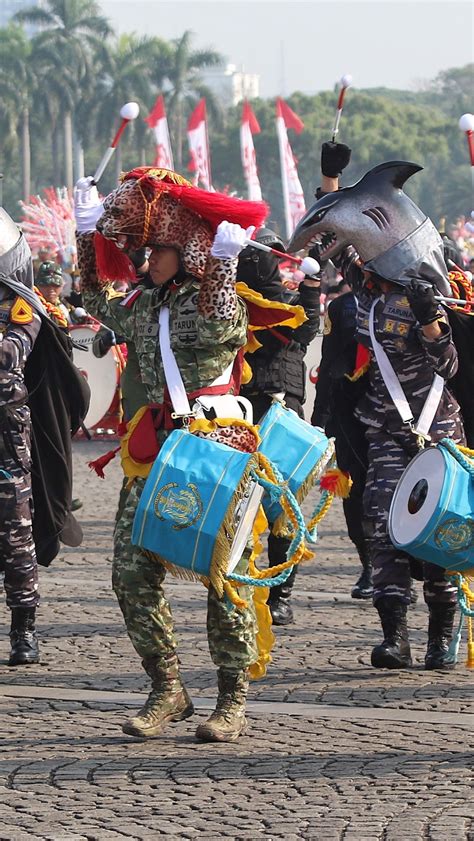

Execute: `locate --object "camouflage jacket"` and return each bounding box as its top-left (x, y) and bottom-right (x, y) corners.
top-left (355, 284), bottom-right (460, 434)
top-left (0, 289), bottom-right (41, 415)
top-left (78, 234), bottom-right (248, 407)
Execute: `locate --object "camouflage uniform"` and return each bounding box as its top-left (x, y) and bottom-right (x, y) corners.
top-left (355, 285), bottom-right (464, 606)
top-left (81, 240), bottom-right (258, 670)
top-left (0, 291), bottom-right (41, 608)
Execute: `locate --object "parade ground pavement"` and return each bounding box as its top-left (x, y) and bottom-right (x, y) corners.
top-left (0, 440), bottom-right (472, 841)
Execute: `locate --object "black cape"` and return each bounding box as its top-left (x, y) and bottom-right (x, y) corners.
top-left (25, 316), bottom-right (90, 566)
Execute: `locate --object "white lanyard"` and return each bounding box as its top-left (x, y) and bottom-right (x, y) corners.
top-left (158, 306), bottom-right (192, 416)
top-left (368, 298), bottom-right (444, 440)
top-left (158, 306), bottom-right (233, 416)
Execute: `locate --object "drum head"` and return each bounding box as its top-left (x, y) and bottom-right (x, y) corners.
top-left (71, 326), bottom-right (119, 429)
top-left (389, 448), bottom-right (446, 546)
top-left (228, 481), bottom-right (264, 573)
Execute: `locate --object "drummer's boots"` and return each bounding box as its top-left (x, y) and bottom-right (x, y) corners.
top-left (9, 607), bottom-right (40, 666)
top-left (267, 532), bottom-right (296, 625)
top-left (195, 668), bottom-right (248, 743)
top-left (351, 542), bottom-right (373, 600)
top-left (371, 597), bottom-right (413, 669)
top-left (425, 604), bottom-right (456, 671)
top-left (122, 654), bottom-right (194, 738)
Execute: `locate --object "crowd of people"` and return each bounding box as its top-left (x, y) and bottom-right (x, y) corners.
top-left (1, 140), bottom-right (473, 744)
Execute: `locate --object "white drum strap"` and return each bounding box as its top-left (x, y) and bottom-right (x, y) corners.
top-left (159, 306), bottom-right (192, 416)
top-left (368, 299), bottom-right (444, 439)
top-left (158, 306), bottom-right (234, 416)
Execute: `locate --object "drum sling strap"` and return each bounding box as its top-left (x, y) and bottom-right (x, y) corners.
top-left (158, 305), bottom-right (234, 417)
top-left (369, 298), bottom-right (444, 443)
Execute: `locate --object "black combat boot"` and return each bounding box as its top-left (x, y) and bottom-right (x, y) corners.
top-left (267, 532), bottom-right (296, 625)
top-left (9, 607), bottom-right (40, 666)
top-left (267, 566), bottom-right (297, 625)
top-left (425, 604), bottom-right (456, 671)
top-left (351, 542), bottom-right (373, 599)
top-left (371, 597), bottom-right (412, 669)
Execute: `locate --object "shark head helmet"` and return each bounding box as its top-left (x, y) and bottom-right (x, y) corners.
top-left (287, 161), bottom-right (451, 296)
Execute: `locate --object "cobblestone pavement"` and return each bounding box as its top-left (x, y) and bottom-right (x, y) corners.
top-left (0, 440), bottom-right (472, 840)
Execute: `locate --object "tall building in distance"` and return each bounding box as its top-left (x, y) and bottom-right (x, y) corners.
top-left (0, 0), bottom-right (46, 33)
top-left (200, 64), bottom-right (260, 108)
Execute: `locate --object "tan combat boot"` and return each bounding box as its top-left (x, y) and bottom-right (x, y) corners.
top-left (122, 656), bottom-right (194, 738)
top-left (195, 668), bottom-right (248, 743)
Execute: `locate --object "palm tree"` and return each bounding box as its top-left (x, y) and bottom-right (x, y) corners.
top-left (156, 30), bottom-right (223, 168)
top-left (0, 24), bottom-right (37, 199)
top-left (15, 0), bottom-right (113, 190)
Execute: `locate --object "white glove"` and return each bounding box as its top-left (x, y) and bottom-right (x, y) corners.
top-left (210, 222), bottom-right (256, 260)
top-left (74, 176), bottom-right (104, 234)
top-left (300, 256), bottom-right (320, 277)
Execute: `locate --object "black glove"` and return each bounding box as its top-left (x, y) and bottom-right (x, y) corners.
top-left (406, 279), bottom-right (439, 326)
top-left (92, 327), bottom-right (116, 358)
top-left (321, 141), bottom-right (352, 178)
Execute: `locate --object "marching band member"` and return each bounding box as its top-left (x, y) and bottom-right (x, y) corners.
top-left (74, 167), bottom-right (267, 742)
top-left (236, 228), bottom-right (320, 624)
top-left (289, 153), bottom-right (465, 671)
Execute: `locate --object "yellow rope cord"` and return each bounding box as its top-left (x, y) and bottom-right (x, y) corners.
top-left (306, 492), bottom-right (334, 534)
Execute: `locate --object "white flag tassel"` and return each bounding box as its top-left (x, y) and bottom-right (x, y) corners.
top-left (275, 98), bottom-right (306, 240)
top-left (187, 98), bottom-right (212, 191)
top-left (240, 101), bottom-right (262, 201)
top-left (93, 101), bottom-right (140, 184)
top-left (146, 95), bottom-right (174, 170)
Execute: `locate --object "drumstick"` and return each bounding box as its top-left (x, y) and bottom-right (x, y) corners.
top-left (93, 102), bottom-right (140, 184)
top-left (332, 74), bottom-right (352, 142)
top-left (244, 239), bottom-right (320, 277)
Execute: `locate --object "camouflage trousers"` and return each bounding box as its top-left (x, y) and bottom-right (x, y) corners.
top-left (112, 478), bottom-right (258, 669)
top-left (363, 426), bottom-right (463, 606)
top-left (0, 448), bottom-right (39, 609)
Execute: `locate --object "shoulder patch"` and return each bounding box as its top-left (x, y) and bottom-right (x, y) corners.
top-left (323, 314), bottom-right (332, 336)
top-left (10, 297), bottom-right (33, 324)
top-left (120, 288), bottom-right (143, 309)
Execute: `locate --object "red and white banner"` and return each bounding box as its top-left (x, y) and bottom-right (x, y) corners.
top-left (187, 98), bottom-right (212, 190)
top-left (145, 95), bottom-right (174, 170)
top-left (275, 97), bottom-right (306, 239)
top-left (240, 100), bottom-right (262, 201)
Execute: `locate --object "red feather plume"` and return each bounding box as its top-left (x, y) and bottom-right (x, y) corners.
top-left (122, 167), bottom-right (268, 233)
top-left (94, 232), bottom-right (136, 283)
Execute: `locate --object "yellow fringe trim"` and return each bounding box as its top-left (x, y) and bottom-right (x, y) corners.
top-left (208, 455), bottom-right (259, 599)
top-left (271, 445), bottom-right (335, 536)
top-left (236, 282), bottom-right (307, 331)
top-left (345, 360), bottom-right (370, 382)
top-left (320, 467), bottom-right (353, 499)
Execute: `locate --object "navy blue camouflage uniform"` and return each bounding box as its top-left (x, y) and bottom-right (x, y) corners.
top-left (355, 284), bottom-right (464, 606)
top-left (0, 292), bottom-right (41, 608)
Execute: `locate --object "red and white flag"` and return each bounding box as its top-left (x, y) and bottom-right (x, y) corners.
top-left (240, 100), bottom-right (262, 201)
top-left (145, 95), bottom-right (174, 170)
top-left (187, 98), bottom-right (212, 190)
top-left (275, 97), bottom-right (306, 239)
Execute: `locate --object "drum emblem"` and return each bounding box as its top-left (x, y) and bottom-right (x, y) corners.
top-left (434, 518), bottom-right (474, 554)
top-left (154, 482), bottom-right (203, 530)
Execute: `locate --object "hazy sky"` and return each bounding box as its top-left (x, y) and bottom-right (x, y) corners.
top-left (100, 0), bottom-right (473, 97)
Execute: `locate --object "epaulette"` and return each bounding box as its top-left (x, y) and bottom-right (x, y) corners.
top-left (120, 288), bottom-right (143, 309)
top-left (10, 296), bottom-right (33, 324)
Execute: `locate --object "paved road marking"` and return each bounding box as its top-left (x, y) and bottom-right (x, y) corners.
top-left (1, 683), bottom-right (472, 727)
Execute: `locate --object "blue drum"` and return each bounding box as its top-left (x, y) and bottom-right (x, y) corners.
top-left (132, 429), bottom-right (263, 596)
top-left (389, 444), bottom-right (474, 574)
top-left (257, 401), bottom-right (334, 526)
